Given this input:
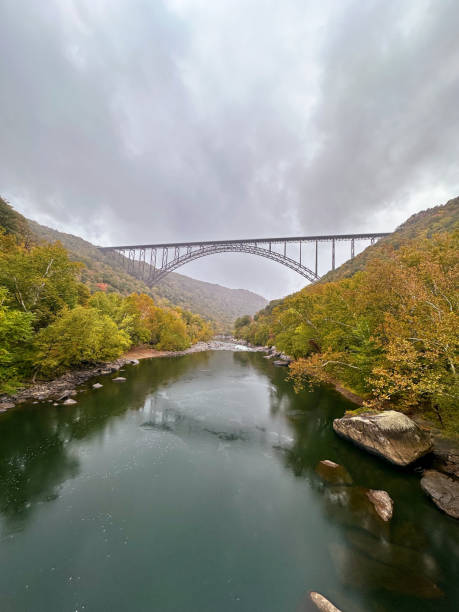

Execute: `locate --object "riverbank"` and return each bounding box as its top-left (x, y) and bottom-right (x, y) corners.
top-left (124, 337), bottom-right (265, 361)
top-left (246, 340), bottom-right (459, 497)
top-left (0, 338), bottom-right (266, 412)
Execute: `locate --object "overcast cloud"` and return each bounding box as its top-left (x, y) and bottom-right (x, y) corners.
top-left (1, 0), bottom-right (458, 298)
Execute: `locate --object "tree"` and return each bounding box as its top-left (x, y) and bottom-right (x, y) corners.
top-left (0, 234), bottom-right (84, 328)
top-left (0, 288), bottom-right (35, 391)
top-left (34, 306), bottom-right (131, 375)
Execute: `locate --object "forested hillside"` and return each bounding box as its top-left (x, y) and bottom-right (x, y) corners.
top-left (322, 196), bottom-right (458, 282)
top-left (235, 198), bottom-right (459, 432)
top-left (27, 220), bottom-right (266, 330)
top-left (0, 198), bottom-right (215, 392)
top-left (0, 197), bottom-right (266, 330)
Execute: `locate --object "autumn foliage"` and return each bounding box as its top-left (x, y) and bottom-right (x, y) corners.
top-left (0, 231), bottom-right (213, 388)
top-left (236, 232), bottom-right (458, 430)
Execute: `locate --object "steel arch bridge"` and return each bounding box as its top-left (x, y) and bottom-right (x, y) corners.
top-left (99, 232), bottom-right (390, 286)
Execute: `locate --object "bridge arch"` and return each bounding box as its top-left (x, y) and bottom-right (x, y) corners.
top-left (99, 232), bottom-right (389, 286)
top-left (151, 243), bottom-right (318, 284)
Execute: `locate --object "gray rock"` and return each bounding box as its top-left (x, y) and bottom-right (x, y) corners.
top-left (333, 411), bottom-right (432, 466)
top-left (366, 489), bottom-right (393, 521)
top-left (130, 359), bottom-right (140, 365)
top-left (273, 360), bottom-right (289, 367)
top-left (309, 592), bottom-right (342, 612)
top-left (63, 398), bottom-right (77, 405)
top-left (420, 470), bottom-right (459, 519)
top-left (92, 383), bottom-right (103, 389)
top-left (112, 376), bottom-right (126, 382)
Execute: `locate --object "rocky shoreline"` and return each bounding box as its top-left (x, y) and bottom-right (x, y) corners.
top-left (0, 337), bottom-right (265, 413)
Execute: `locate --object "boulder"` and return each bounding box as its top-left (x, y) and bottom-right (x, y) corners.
top-left (365, 489), bottom-right (393, 521)
top-left (316, 460), bottom-right (353, 486)
top-left (273, 360), bottom-right (289, 367)
top-left (309, 592), bottom-right (342, 612)
top-left (333, 411), bottom-right (432, 466)
top-left (420, 470), bottom-right (459, 519)
top-left (112, 376), bottom-right (126, 382)
top-left (63, 398), bottom-right (77, 405)
top-left (92, 383), bottom-right (103, 389)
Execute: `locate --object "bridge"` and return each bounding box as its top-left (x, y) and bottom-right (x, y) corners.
top-left (99, 232), bottom-right (390, 286)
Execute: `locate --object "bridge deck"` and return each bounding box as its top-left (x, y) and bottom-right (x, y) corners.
top-left (99, 232), bottom-right (390, 251)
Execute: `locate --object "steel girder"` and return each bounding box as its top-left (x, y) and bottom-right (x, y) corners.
top-left (101, 232), bottom-right (389, 286)
top-left (152, 243), bottom-right (318, 285)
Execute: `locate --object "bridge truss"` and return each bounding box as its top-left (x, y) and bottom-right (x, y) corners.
top-left (99, 233), bottom-right (390, 286)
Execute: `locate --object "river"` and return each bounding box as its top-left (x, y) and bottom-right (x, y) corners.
top-left (0, 349), bottom-right (457, 611)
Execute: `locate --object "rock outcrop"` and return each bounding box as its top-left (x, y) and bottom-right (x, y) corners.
top-left (333, 411), bottom-right (432, 466)
top-left (420, 470), bottom-right (459, 519)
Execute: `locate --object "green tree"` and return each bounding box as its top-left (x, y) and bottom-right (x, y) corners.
top-left (0, 288), bottom-right (35, 391)
top-left (34, 306), bottom-right (131, 375)
top-left (0, 234), bottom-right (84, 328)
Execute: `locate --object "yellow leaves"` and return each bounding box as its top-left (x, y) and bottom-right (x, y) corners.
top-left (244, 230), bottom-right (458, 425)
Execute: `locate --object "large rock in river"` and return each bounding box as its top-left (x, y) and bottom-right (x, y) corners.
top-left (420, 470), bottom-right (459, 519)
top-left (333, 411), bottom-right (432, 466)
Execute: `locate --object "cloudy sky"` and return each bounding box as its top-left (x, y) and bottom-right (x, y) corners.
top-left (1, 0), bottom-right (458, 299)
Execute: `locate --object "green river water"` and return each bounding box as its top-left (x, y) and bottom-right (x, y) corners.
top-left (0, 349), bottom-right (457, 611)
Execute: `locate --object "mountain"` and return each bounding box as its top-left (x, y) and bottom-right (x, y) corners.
top-left (322, 196), bottom-right (459, 282)
top-left (0, 197), bottom-right (267, 330)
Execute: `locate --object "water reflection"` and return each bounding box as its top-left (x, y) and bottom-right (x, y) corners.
top-left (0, 353), bottom-right (208, 533)
top-left (253, 355), bottom-right (457, 610)
top-left (140, 402), bottom-right (294, 450)
top-left (0, 351), bottom-right (457, 611)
